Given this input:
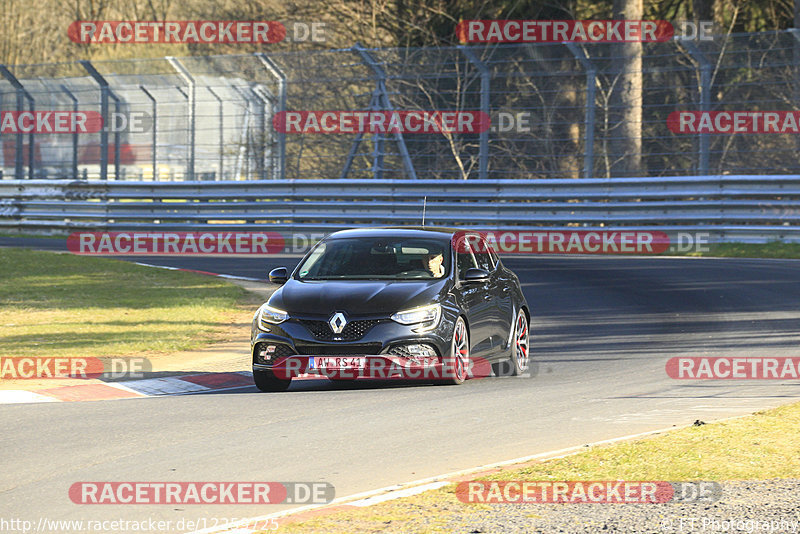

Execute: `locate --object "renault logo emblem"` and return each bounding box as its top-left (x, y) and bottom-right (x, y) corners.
top-left (329, 312), bottom-right (347, 334)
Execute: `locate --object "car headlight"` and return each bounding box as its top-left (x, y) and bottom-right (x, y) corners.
top-left (258, 304), bottom-right (289, 327)
top-left (391, 303), bottom-right (441, 331)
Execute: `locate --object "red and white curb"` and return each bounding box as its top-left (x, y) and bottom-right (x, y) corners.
top-left (0, 371), bottom-right (356, 404)
top-left (0, 371), bottom-right (256, 404)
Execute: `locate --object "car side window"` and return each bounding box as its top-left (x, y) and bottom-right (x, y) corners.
top-left (488, 247), bottom-right (500, 267)
top-left (456, 248), bottom-right (478, 279)
top-left (473, 238), bottom-right (494, 271)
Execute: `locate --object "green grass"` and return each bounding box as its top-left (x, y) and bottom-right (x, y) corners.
top-left (684, 241), bottom-right (800, 259)
top-left (0, 248), bottom-right (252, 359)
top-left (275, 402), bottom-right (800, 533)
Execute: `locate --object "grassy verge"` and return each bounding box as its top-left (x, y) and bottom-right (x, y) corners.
top-left (0, 248), bottom-right (259, 360)
top-left (682, 242), bottom-right (800, 259)
top-left (274, 402), bottom-right (800, 533)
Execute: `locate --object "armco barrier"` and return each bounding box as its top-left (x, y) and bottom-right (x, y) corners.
top-left (1, 176), bottom-right (799, 242)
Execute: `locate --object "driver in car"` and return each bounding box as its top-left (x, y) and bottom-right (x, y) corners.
top-left (425, 252), bottom-right (445, 278)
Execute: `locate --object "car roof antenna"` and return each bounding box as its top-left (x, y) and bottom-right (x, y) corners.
top-left (421, 196), bottom-right (427, 226)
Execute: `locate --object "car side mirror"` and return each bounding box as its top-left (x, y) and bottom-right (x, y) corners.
top-left (268, 267), bottom-right (289, 284)
top-left (463, 268), bottom-right (490, 283)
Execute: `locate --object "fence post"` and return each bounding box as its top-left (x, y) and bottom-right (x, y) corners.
top-left (109, 90), bottom-right (122, 180)
top-left (79, 60), bottom-right (111, 180)
top-left (255, 53), bottom-right (286, 180)
top-left (685, 42), bottom-right (711, 176)
top-left (229, 84), bottom-right (253, 179)
top-left (59, 84), bottom-right (79, 180)
top-left (790, 29), bottom-right (800, 166)
top-left (167, 57), bottom-right (196, 180)
top-left (205, 87), bottom-right (224, 180)
top-left (565, 44), bottom-right (596, 179)
top-left (250, 86), bottom-right (269, 180)
top-left (352, 43), bottom-right (417, 180)
top-left (139, 85), bottom-right (158, 181)
top-left (0, 65), bottom-right (35, 179)
top-left (459, 46), bottom-right (489, 180)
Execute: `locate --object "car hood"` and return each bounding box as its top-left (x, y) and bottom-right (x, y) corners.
top-left (269, 278), bottom-right (450, 317)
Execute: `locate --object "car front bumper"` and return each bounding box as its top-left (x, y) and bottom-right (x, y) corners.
top-left (250, 313), bottom-right (484, 380)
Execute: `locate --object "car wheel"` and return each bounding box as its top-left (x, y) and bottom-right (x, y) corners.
top-left (493, 309), bottom-right (529, 377)
top-left (442, 317), bottom-right (469, 385)
top-left (253, 369), bottom-right (292, 392)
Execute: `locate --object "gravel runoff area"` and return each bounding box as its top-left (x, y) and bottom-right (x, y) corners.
top-left (427, 480), bottom-right (800, 533)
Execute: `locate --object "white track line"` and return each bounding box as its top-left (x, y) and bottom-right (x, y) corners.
top-left (0, 390), bottom-right (58, 404)
top-left (348, 481), bottom-right (450, 507)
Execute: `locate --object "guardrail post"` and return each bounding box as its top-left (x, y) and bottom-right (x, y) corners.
top-left (206, 86), bottom-right (224, 180)
top-left (255, 53), bottom-right (286, 180)
top-left (139, 85), bottom-right (158, 180)
top-left (59, 84), bottom-right (79, 180)
top-left (685, 42), bottom-right (711, 176)
top-left (566, 44), bottom-right (596, 179)
top-left (352, 43), bottom-right (417, 180)
top-left (459, 46), bottom-right (490, 180)
top-left (167, 57), bottom-right (196, 180)
top-left (0, 65), bottom-right (35, 179)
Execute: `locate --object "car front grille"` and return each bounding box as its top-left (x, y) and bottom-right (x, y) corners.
top-left (298, 319), bottom-right (383, 341)
top-left (294, 343), bottom-right (383, 356)
top-left (387, 345), bottom-right (415, 359)
top-left (387, 343), bottom-right (440, 360)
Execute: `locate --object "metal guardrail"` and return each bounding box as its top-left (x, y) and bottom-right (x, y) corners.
top-left (1, 176), bottom-right (799, 242)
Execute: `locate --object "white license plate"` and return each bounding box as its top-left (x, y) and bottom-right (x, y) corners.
top-left (309, 356), bottom-right (367, 370)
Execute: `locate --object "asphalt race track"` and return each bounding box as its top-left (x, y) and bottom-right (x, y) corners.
top-left (2, 239), bottom-right (800, 530)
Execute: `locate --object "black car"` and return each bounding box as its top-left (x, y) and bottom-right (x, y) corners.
top-left (250, 227), bottom-right (530, 391)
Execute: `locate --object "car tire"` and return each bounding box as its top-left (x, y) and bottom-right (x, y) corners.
top-left (253, 369), bottom-right (292, 392)
top-left (492, 309), bottom-right (529, 377)
top-left (442, 317), bottom-right (469, 385)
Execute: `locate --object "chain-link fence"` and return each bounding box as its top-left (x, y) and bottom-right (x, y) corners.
top-left (1, 30), bottom-right (800, 181)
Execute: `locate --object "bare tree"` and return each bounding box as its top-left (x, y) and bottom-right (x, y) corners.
top-left (609, 0), bottom-right (643, 177)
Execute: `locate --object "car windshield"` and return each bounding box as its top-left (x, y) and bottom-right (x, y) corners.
top-left (296, 237), bottom-right (451, 280)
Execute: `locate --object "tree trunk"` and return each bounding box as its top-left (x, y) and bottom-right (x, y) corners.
top-left (693, 0), bottom-right (714, 22)
top-left (610, 0), bottom-right (643, 177)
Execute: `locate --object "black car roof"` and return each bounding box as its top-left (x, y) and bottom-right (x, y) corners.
top-left (325, 227), bottom-right (465, 240)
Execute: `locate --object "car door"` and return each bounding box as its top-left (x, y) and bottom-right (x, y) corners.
top-left (472, 238), bottom-right (509, 353)
top-left (455, 238), bottom-right (493, 355)
top-left (487, 246), bottom-right (515, 351)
